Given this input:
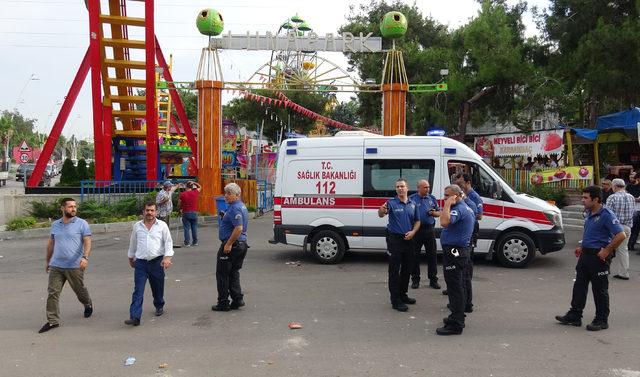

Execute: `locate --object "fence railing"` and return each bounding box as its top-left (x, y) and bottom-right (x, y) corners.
top-left (495, 169), bottom-right (592, 191)
top-left (80, 180), bottom-right (190, 205)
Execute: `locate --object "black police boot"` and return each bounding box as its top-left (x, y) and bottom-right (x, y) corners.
top-left (212, 303), bottom-right (230, 312)
top-left (411, 279), bottom-right (420, 289)
top-left (436, 325), bottom-right (463, 336)
top-left (555, 313), bottom-right (582, 327)
top-left (586, 320), bottom-right (608, 331)
top-left (392, 302), bottom-right (409, 312)
top-left (230, 299), bottom-right (245, 310)
top-left (429, 280), bottom-right (441, 289)
top-left (400, 295), bottom-right (416, 305)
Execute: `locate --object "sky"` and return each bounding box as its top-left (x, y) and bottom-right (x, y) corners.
top-left (0, 0), bottom-right (549, 140)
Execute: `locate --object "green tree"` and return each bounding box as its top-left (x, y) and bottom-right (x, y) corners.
top-left (59, 158), bottom-right (78, 186)
top-left (539, 0), bottom-right (640, 126)
top-left (76, 158), bottom-right (89, 181)
top-left (223, 90), bottom-right (330, 139)
top-left (88, 161), bottom-right (95, 179)
top-left (0, 113), bottom-right (12, 168)
top-left (330, 98), bottom-right (361, 126)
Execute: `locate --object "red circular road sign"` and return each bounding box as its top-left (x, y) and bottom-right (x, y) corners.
top-left (20, 153), bottom-right (30, 163)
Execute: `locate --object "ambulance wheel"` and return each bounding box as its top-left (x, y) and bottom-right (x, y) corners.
top-left (310, 230), bottom-right (346, 264)
top-left (495, 231), bottom-right (535, 268)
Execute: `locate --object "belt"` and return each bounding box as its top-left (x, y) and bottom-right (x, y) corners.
top-left (582, 247), bottom-right (600, 255)
top-left (420, 223), bottom-right (435, 229)
top-left (388, 233), bottom-right (407, 238)
top-left (221, 239), bottom-right (247, 244)
top-left (139, 256), bottom-right (163, 262)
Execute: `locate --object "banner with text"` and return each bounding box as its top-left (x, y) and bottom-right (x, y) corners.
top-left (474, 129), bottom-right (565, 158)
top-left (529, 166), bottom-right (593, 185)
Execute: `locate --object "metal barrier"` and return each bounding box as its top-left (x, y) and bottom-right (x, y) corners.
top-left (256, 180), bottom-right (274, 216)
top-left (80, 180), bottom-right (191, 204)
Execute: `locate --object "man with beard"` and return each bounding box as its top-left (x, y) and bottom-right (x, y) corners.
top-left (39, 198), bottom-right (93, 333)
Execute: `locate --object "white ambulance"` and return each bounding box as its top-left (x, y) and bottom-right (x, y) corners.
top-left (271, 131), bottom-right (565, 268)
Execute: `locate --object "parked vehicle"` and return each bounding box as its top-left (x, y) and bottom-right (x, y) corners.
top-left (16, 163), bottom-right (34, 181)
top-left (271, 131), bottom-right (565, 268)
top-left (24, 167), bottom-right (51, 187)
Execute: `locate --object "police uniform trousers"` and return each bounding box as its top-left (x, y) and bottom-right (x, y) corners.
top-left (569, 248), bottom-right (610, 322)
top-left (411, 224), bottom-right (438, 284)
top-left (216, 240), bottom-right (248, 306)
top-left (443, 245), bottom-right (470, 329)
top-left (463, 221), bottom-right (479, 309)
top-left (386, 232), bottom-right (414, 304)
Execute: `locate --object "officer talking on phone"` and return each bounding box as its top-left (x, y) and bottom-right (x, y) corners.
top-left (378, 178), bottom-right (421, 312)
top-left (437, 184), bottom-right (475, 335)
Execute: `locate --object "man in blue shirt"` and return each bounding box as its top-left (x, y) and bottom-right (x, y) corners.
top-left (39, 198), bottom-right (93, 333)
top-left (556, 186), bottom-right (625, 331)
top-left (409, 179), bottom-right (441, 289)
top-left (437, 185), bottom-right (475, 335)
top-left (378, 178), bottom-right (421, 312)
top-left (213, 182), bottom-right (249, 312)
top-left (453, 173), bottom-right (483, 313)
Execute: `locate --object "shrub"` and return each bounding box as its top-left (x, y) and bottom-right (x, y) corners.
top-left (6, 216), bottom-right (37, 231)
top-left (77, 158), bottom-right (90, 181)
top-left (519, 185), bottom-right (567, 207)
top-left (59, 158), bottom-right (78, 186)
top-left (29, 200), bottom-right (62, 219)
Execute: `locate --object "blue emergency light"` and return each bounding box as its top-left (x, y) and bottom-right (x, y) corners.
top-left (444, 148), bottom-right (456, 155)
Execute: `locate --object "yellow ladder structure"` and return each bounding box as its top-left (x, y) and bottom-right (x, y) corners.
top-left (156, 54), bottom-right (173, 136)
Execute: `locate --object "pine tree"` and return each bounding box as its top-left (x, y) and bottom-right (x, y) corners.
top-left (59, 158), bottom-right (78, 186)
top-left (76, 158), bottom-right (89, 181)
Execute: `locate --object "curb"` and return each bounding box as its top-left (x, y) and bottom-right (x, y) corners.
top-left (0, 215), bottom-right (221, 241)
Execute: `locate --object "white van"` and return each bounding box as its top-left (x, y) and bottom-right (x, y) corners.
top-left (271, 132), bottom-right (565, 268)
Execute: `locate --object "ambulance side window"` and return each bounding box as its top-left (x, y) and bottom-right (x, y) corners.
top-left (364, 160), bottom-right (435, 197)
top-left (447, 160), bottom-right (509, 200)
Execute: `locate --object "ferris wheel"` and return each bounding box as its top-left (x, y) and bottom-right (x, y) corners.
top-left (247, 14), bottom-right (359, 91)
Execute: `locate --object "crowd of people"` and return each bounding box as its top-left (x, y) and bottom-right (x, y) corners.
top-left (38, 182), bottom-right (249, 333)
top-left (491, 155), bottom-right (563, 170)
top-left (37, 172), bottom-right (636, 336)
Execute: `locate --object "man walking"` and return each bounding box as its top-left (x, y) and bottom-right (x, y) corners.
top-left (179, 180), bottom-right (202, 247)
top-left (409, 179), bottom-right (441, 289)
top-left (605, 178), bottom-right (634, 280)
top-left (555, 186), bottom-right (625, 331)
top-left (626, 173), bottom-right (640, 252)
top-left (437, 185), bottom-right (475, 335)
top-left (212, 183), bottom-right (249, 312)
top-left (378, 178), bottom-right (420, 312)
top-left (39, 198), bottom-right (93, 333)
top-left (125, 202), bottom-right (174, 326)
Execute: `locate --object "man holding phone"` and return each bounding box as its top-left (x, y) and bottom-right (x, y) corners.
top-left (437, 184), bottom-right (475, 335)
top-left (378, 178), bottom-right (421, 312)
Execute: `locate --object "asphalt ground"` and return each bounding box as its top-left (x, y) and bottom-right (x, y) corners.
top-left (1, 214), bottom-right (639, 377)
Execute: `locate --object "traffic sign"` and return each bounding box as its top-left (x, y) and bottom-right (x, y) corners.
top-left (19, 140), bottom-right (32, 152)
top-left (20, 153), bottom-right (30, 163)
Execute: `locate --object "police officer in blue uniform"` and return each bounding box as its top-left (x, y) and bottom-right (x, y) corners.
top-left (453, 173), bottom-right (483, 312)
top-left (437, 184), bottom-right (475, 335)
top-left (555, 186), bottom-right (625, 331)
top-left (212, 183), bottom-right (249, 312)
top-left (378, 178), bottom-right (421, 312)
top-left (409, 179), bottom-right (441, 289)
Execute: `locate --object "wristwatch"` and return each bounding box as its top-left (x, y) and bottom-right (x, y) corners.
top-left (82, 256), bottom-right (89, 260)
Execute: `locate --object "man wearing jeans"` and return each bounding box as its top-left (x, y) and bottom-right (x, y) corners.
top-left (179, 181), bottom-right (202, 247)
top-left (125, 201), bottom-right (174, 326)
top-left (39, 198), bottom-right (93, 333)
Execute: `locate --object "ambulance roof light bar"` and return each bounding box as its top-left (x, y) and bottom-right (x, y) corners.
top-left (334, 130), bottom-right (383, 137)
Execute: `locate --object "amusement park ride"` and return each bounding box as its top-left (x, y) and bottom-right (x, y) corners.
top-left (28, 1), bottom-right (447, 214)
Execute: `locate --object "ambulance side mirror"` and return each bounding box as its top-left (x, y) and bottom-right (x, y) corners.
top-left (491, 181), bottom-right (502, 199)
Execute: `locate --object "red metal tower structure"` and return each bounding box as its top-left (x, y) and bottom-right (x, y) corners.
top-left (28, 0), bottom-right (197, 187)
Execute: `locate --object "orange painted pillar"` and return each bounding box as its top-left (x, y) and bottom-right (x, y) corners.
top-left (196, 80), bottom-right (223, 215)
top-left (382, 83), bottom-right (408, 136)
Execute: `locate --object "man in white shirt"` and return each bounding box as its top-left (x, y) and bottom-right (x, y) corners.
top-left (125, 201), bottom-right (174, 326)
